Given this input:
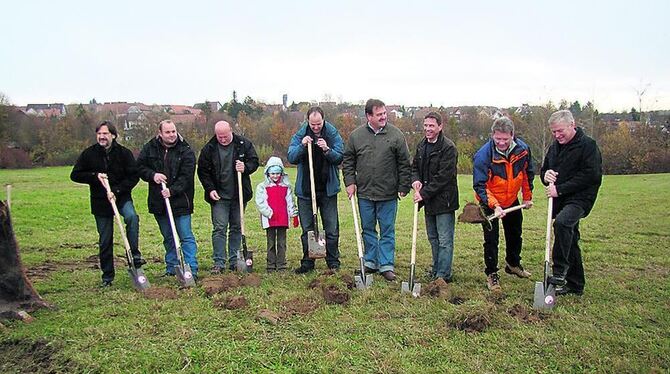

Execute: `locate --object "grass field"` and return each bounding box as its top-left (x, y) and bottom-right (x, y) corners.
top-left (1, 166), bottom-right (669, 373)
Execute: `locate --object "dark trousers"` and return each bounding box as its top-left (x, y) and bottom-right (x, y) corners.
top-left (94, 200), bottom-right (142, 282)
top-left (266, 227), bottom-right (287, 271)
top-left (481, 200), bottom-right (523, 275)
top-left (552, 203), bottom-right (586, 291)
top-left (297, 195), bottom-right (340, 269)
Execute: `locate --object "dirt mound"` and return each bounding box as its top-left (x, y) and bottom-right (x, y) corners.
top-left (281, 297), bottom-right (319, 318)
top-left (338, 273), bottom-right (355, 290)
top-left (0, 339), bottom-right (76, 373)
top-left (240, 273), bottom-right (261, 287)
top-left (143, 287), bottom-right (179, 300)
top-left (508, 304), bottom-right (547, 323)
top-left (256, 309), bottom-right (281, 325)
top-left (322, 285), bottom-right (350, 305)
top-left (214, 295), bottom-right (248, 310)
top-left (25, 255), bottom-right (128, 281)
top-left (308, 271), bottom-right (354, 291)
top-left (423, 278), bottom-right (450, 298)
top-left (451, 313), bottom-right (490, 333)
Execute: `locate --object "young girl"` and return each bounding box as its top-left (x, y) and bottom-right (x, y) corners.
top-left (255, 156), bottom-right (298, 271)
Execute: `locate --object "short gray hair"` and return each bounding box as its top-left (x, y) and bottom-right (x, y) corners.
top-left (491, 117), bottom-right (514, 135)
top-left (548, 110), bottom-right (575, 126)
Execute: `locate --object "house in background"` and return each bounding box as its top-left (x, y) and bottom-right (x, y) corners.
top-left (24, 103), bottom-right (67, 117)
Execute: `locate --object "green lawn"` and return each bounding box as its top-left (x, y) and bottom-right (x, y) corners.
top-left (1, 167), bottom-right (669, 373)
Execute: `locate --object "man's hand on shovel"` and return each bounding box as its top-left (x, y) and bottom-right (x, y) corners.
top-left (97, 173), bottom-right (115, 201)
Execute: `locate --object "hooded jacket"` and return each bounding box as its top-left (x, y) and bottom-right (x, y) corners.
top-left (540, 127), bottom-right (602, 217)
top-left (287, 121), bottom-right (343, 199)
top-left (254, 157), bottom-right (297, 229)
top-left (197, 133), bottom-right (259, 205)
top-left (136, 134), bottom-right (196, 216)
top-left (70, 140), bottom-right (139, 216)
top-left (412, 132), bottom-right (459, 215)
top-left (473, 136), bottom-right (534, 209)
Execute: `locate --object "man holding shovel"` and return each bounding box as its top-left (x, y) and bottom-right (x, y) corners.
top-left (197, 120), bottom-right (259, 273)
top-left (71, 121), bottom-right (146, 287)
top-left (411, 112), bottom-right (459, 283)
top-left (542, 110), bottom-right (602, 296)
top-left (137, 120), bottom-right (199, 279)
top-left (472, 117), bottom-right (534, 291)
top-left (343, 99), bottom-right (412, 281)
top-left (288, 106), bottom-right (344, 273)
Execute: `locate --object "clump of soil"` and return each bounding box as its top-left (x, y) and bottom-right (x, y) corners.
top-left (449, 296), bottom-right (467, 305)
top-left (143, 287), bottom-right (179, 300)
top-left (508, 304), bottom-right (547, 323)
top-left (338, 273), bottom-right (355, 290)
top-left (256, 309), bottom-right (281, 325)
top-left (0, 339), bottom-right (77, 373)
top-left (423, 278), bottom-right (450, 298)
top-left (322, 285), bottom-right (350, 305)
top-left (281, 297), bottom-right (319, 318)
top-left (452, 313), bottom-right (490, 333)
top-left (239, 273), bottom-right (261, 287)
top-left (214, 295), bottom-right (248, 310)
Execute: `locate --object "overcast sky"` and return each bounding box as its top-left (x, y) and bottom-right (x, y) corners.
top-left (2, 0), bottom-right (668, 112)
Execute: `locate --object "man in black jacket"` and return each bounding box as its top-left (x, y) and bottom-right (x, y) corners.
top-left (137, 120), bottom-right (199, 278)
top-left (541, 110), bottom-right (602, 296)
top-left (71, 121), bottom-right (145, 287)
top-left (411, 112), bottom-right (459, 282)
top-left (197, 120), bottom-right (259, 273)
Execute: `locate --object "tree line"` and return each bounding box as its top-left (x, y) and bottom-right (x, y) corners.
top-left (1, 93), bottom-right (668, 175)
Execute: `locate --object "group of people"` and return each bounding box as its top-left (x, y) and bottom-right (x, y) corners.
top-left (71, 99), bottom-right (601, 298)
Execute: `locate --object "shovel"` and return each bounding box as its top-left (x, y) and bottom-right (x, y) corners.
top-left (401, 201), bottom-right (421, 297)
top-left (236, 171), bottom-right (253, 272)
top-left (161, 183), bottom-right (196, 288)
top-left (306, 141), bottom-right (326, 259)
top-left (458, 202), bottom-right (529, 230)
top-left (101, 177), bottom-right (150, 292)
top-left (533, 183), bottom-right (556, 310)
top-left (350, 195), bottom-right (372, 289)
top-left (5, 184), bottom-right (11, 210)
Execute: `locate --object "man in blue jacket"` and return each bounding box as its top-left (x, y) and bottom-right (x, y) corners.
top-left (287, 106), bottom-right (344, 273)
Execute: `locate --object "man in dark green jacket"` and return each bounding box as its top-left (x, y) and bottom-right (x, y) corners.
top-left (342, 99), bottom-right (411, 281)
top-left (412, 112), bottom-right (459, 283)
top-left (542, 110), bottom-right (602, 296)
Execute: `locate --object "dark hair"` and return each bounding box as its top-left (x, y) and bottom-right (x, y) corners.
top-left (96, 121), bottom-right (117, 137)
top-left (424, 112), bottom-right (442, 126)
top-left (306, 106), bottom-right (324, 121)
top-left (365, 99), bottom-right (385, 115)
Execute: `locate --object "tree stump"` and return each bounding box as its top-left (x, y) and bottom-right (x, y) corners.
top-left (0, 201), bottom-right (53, 322)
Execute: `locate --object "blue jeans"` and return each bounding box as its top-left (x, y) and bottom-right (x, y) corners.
top-left (94, 199), bottom-right (141, 282)
top-left (425, 211), bottom-right (455, 280)
top-left (154, 214), bottom-right (199, 275)
top-left (211, 199), bottom-right (242, 269)
top-left (298, 195), bottom-right (340, 269)
top-left (358, 198), bottom-right (397, 273)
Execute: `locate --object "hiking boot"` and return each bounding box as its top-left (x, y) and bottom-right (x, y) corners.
top-left (555, 284), bottom-right (583, 296)
top-left (486, 273), bottom-right (501, 291)
top-left (505, 263), bottom-right (531, 278)
top-left (381, 270), bottom-right (396, 281)
top-left (210, 265), bottom-right (223, 274)
top-left (547, 275), bottom-right (567, 287)
top-left (133, 258), bottom-right (147, 268)
top-left (294, 266), bottom-right (314, 274)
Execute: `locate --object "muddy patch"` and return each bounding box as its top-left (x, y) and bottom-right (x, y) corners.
top-left (322, 285), bottom-right (350, 305)
top-left (449, 296), bottom-right (467, 305)
top-left (451, 313), bottom-right (490, 333)
top-left (200, 274), bottom-right (241, 296)
top-left (281, 297), bottom-right (319, 318)
top-left (25, 255), bottom-right (127, 281)
top-left (0, 339), bottom-right (77, 373)
top-left (423, 278), bottom-right (450, 298)
top-left (508, 304), bottom-right (547, 323)
top-left (308, 271), bottom-right (352, 305)
top-left (143, 286), bottom-right (179, 300)
top-left (214, 295), bottom-right (248, 310)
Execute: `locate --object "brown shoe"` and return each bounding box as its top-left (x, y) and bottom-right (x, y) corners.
top-left (381, 270), bottom-right (396, 281)
top-left (505, 263), bottom-right (531, 278)
top-left (486, 272), bottom-right (501, 291)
